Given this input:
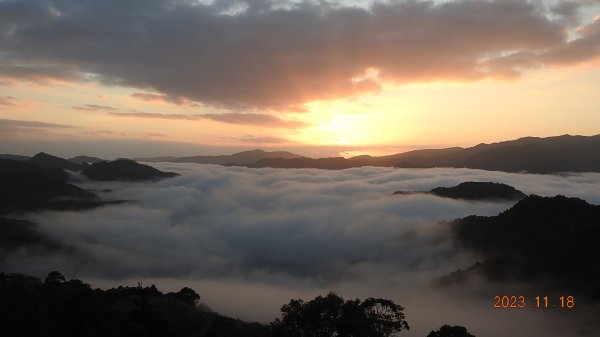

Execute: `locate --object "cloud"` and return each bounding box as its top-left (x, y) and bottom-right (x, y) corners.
top-left (201, 113), bottom-right (307, 128)
top-left (147, 132), bottom-right (167, 138)
top-left (542, 16), bottom-right (600, 64)
top-left (108, 111), bottom-right (307, 128)
top-left (0, 118), bottom-right (73, 138)
top-left (81, 129), bottom-right (116, 136)
top-left (0, 0), bottom-right (598, 110)
top-left (7, 165), bottom-right (600, 282)
top-left (73, 104), bottom-right (118, 111)
top-left (131, 92), bottom-right (197, 106)
top-left (0, 96), bottom-right (16, 106)
top-left (108, 111), bottom-right (194, 120)
top-left (3, 165), bottom-right (600, 335)
top-left (223, 135), bottom-right (290, 144)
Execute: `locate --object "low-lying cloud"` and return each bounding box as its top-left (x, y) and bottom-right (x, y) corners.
top-left (8, 164), bottom-right (600, 281)
top-left (3, 165), bottom-right (600, 336)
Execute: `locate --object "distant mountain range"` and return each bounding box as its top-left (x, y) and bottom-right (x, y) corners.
top-left (82, 159), bottom-right (179, 181)
top-left (28, 152), bottom-right (88, 171)
top-left (68, 155), bottom-right (105, 164)
top-left (0, 152), bottom-right (178, 182)
top-left (2, 134), bottom-right (599, 173)
top-left (247, 134), bottom-right (600, 173)
top-left (137, 149), bottom-right (304, 165)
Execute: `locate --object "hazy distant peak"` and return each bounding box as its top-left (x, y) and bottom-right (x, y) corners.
top-left (138, 149), bottom-right (305, 165)
top-left (0, 154), bottom-right (30, 161)
top-left (82, 159), bottom-right (178, 181)
top-left (28, 152), bottom-right (87, 172)
top-left (68, 155), bottom-right (105, 164)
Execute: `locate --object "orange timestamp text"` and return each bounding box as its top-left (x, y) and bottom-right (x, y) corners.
top-left (493, 295), bottom-right (575, 309)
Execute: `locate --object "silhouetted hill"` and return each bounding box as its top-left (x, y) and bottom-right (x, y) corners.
top-left (82, 159), bottom-right (179, 181)
top-left (392, 134), bottom-right (600, 173)
top-left (394, 182), bottom-right (525, 201)
top-left (139, 149), bottom-right (305, 165)
top-left (1, 159), bottom-right (127, 215)
top-left (0, 154), bottom-right (30, 161)
top-left (427, 182), bottom-right (525, 201)
top-left (443, 195), bottom-right (600, 299)
top-left (0, 218), bottom-right (66, 258)
top-left (28, 152), bottom-right (87, 171)
top-left (0, 159), bottom-right (97, 213)
top-left (247, 134), bottom-right (600, 173)
top-left (68, 155), bottom-right (105, 164)
top-left (0, 159), bottom-right (125, 253)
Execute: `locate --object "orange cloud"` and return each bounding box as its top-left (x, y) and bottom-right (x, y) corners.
top-left (108, 111), bottom-right (307, 128)
top-left (0, 0), bottom-right (599, 110)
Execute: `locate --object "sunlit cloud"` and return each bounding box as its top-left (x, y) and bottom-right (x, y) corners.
top-left (108, 111), bottom-right (307, 128)
top-left (0, 0), bottom-right (599, 110)
top-left (225, 135), bottom-right (290, 144)
top-left (0, 96), bottom-right (17, 106)
top-left (0, 118), bottom-right (73, 138)
top-left (73, 104), bottom-right (118, 111)
top-left (131, 92), bottom-right (199, 106)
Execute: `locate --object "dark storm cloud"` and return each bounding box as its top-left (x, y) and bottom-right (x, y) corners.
top-left (1, 0), bottom-right (598, 110)
top-left (108, 111), bottom-right (307, 128)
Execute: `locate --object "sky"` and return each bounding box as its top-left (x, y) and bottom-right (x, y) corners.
top-left (5, 164), bottom-right (600, 336)
top-left (1, 0), bottom-right (599, 158)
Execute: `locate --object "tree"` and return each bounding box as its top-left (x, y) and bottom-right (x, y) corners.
top-left (427, 325), bottom-right (475, 337)
top-left (170, 287), bottom-right (201, 306)
top-left (361, 298), bottom-right (410, 336)
top-left (271, 292), bottom-right (409, 337)
top-left (44, 271), bottom-right (66, 284)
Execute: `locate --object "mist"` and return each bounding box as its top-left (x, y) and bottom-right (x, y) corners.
top-left (3, 164), bottom-right (600, 336)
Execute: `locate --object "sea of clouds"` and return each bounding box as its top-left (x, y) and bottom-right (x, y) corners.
top-left (4, 164), bottom-right (600, 336)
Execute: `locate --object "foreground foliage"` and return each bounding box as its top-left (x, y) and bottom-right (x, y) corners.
top-left (0, 271), bottom-right (475, 336)
top-left (272, 292), bottom-right (409, 337)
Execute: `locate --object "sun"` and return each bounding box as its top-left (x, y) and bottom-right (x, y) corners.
top-left (291, 95), bottom-right (402, 149)
top-left (316, 114), bottom-right (372, 145)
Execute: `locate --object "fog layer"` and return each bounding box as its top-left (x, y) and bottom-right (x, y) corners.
top-left (4, 164), bottom-right (600, 336)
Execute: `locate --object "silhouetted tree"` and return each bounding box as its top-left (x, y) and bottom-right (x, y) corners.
top-left (44, 270), bottom-right (66, 284)
top-left (427, 325), bottom-right (475, 337)
top-left (271, 292), bottom-right (409, 337)
top-left (168, 287), bottom-right (201, 307)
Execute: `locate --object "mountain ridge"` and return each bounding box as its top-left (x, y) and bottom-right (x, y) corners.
top-left (82, 159), bottom-right (179, 181)
top-left (137, 149), bottom-right (305, 165)
top-left (3, 134), bottom-right (599, 173)
top-left (248, 134), bottom-right (600, 173)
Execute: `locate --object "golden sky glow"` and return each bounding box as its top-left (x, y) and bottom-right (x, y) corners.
top-left (2, 62), bottom-right (599, 158)
top-left (1, 0), bottom-right (599, 158)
